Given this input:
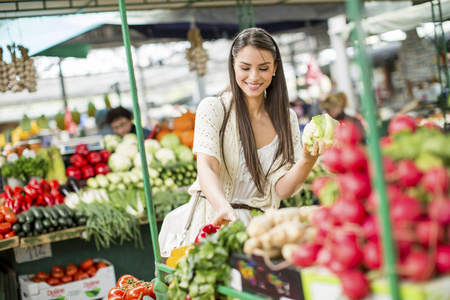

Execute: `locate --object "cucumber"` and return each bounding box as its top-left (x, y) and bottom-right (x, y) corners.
top-left (22, 222), bottom-right (32, 233)
top-left (42, 219), bottom-right (52, 229)
top-left (60, 204), bottom-right (74, 218)
top-left (66, 217), bottom-right (74, 227)
top-left (12, 223), bottom-right (22, 233)
top-left (76, 217), bottom-right (87, 226)
top-left (22, 211), bottom-right (35, 223)
top-left (17, 213), bottom-right (26, 224)
top-left (48, 227), bottom-right (55, 233)
top-left (34, 220), bottom-right (43, 232)
top-left (40, 207), bottom-right (52, 219)
top-left (28, 206), bottom-right (43, 220)
top-left (26, 231), bottom-right (33, 237)
top-left (18, 231), bottom-right (26, 238)
top-left (45, 206), bottom-right (59, 220)
top-left (54, 205), bottom-right (68, 218)
top-left (74, 210), bottom-right (85, 220)
top-left (58, 218), bottom-right (67, 227)
top-left (41, 228), bottom-right (48, 234)
top-left (49, 218), bottom-right (59, 228)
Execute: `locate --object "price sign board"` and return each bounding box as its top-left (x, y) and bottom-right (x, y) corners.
top-left (14, 243), bottom-right (52, 263)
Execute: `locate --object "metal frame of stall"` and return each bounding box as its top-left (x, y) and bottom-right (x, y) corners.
top-left (115, 0), bottom-right (447, 299)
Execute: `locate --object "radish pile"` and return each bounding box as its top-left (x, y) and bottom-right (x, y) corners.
top-left (293, 116), bottom-right (450, 300)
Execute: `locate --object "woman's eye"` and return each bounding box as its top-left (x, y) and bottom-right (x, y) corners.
top-left (259, 67), bottom-right (269, 71)
top-left (241, 67), bottom-right (250, 71)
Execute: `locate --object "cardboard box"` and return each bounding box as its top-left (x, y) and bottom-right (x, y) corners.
top-left (229, 252), bottom-right (304, 300)
top-left (301, 267), bottom-right (450, 300)
top-left (19, 259), bottom-right (116, 300)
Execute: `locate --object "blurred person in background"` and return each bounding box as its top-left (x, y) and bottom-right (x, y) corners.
top-left (106, 106), bottom-right (151, 138)
top-left (320, 92), bottom-right (365, 133)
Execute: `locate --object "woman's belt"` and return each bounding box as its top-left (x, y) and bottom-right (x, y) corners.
top-left (230, 203), bottom-right (263, 212)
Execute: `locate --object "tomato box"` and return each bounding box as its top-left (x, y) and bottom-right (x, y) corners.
top-left (301, 266), bottom-right (450, 300)
top-left (229, 252), bottom-right (304, 300)
top-left (18, 258), bottom-right (116, 300)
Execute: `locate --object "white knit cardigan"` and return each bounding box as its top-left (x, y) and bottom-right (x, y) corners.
top-left (184, 93), bottom-right (303, 243)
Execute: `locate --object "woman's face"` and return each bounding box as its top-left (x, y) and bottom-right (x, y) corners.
top-left (233, 45), bottom-right (276, 102)
top-left (110, 116), bottom-right (132, 137)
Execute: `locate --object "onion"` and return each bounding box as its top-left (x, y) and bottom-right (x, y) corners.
top-left (339, 270), bottom-right (370, 300)
top-left (335, 120), bottom-right (364, 145)
top-left (340, 145), bottom-right (368, 173)
top-left (388, 114), bottom-right (417, 135)
top-left (363, 241), bottom-right (382, 270)
top-left (421, 167), bottom-right (449, 195)
top-left (338, 172), bottom-right (371, 200)
top-left (390, 195), bottom-right (423, 224)
top-left (401, 249), bottom-right (434, 281)
top-left (428, 196), bottom-right (450, 226)
top-left (436, 244), bottom-right (450, 274)
top-left (291, 243), bottom-right (322, 267)
top-left (396, 160), bottom-right (423, 187)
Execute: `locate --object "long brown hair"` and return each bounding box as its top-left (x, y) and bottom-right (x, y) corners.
top-left (220, 28), bottom-right (294, 194)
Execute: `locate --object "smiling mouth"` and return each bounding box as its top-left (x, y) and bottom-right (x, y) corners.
top-left (246, 82), bottom-right (262, 89)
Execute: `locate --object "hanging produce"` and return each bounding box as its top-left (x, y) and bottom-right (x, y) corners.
top-left (0, 44), bottom-right (37, 93)
top-left (185, 27), bottom-right (209, 76)
top-left (87, 102), bottom-right (97, 118)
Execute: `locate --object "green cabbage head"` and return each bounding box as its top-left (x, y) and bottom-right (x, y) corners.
top-left (302, 114), bottom-right (339, 152)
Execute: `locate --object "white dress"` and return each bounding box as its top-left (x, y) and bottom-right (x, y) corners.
top-left (232, 135), bottom-right (279, 226)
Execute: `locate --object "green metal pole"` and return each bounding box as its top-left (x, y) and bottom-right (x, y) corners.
top-left (437, 0), bottom-right (449, 88)
top-left (217, 285), bottom-right (270, 300)
top-left (346, 1), bottom-right (401, 299)
top-left (117, 0), bottom-right (164, 281)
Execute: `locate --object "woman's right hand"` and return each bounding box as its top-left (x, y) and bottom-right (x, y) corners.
top-left (212, 204), bottom-right (238, 227)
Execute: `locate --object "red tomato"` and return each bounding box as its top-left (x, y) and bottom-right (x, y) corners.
top-left (52, 270), bottom-right (64, 279)
top-left (74, 272), bottom-right (89, 281)
top-left (60, 275), bottom-right (73, 284)
top-left (108, 287), bottom-right (127, 298)
top-left (0, 222), bottom-right (12, 235)
top-left (0, 234), bottom-right (3, 240)
top-left (4, 231), bottom-right (16, 238)
top-left (52, 265), bottom-right (64, 273)
top-left (46, 277), bottom-right (60, 286)
top-left (144, 282), bottom-right (156, 299)
top-left (80, 258), bottom-right (94, 271)
top-left (86, 266), bottom-right (97, 277)
top-left (0, 205), bottom-right (12, 215)
top-left (31, 276), bottom-right (46, 283)
top-left (66, 263), bottom-right (78, 276)
top-left (109, 296), bottom-right (125, 300)
top-left (4, 212), bottom-right (17, 224)
top-left (36, 271), bottom-right (50, 280)
top-left (125, 285), bottom-right (151, 300)
top-left (117, 275), bottom-right (138, 288)
top-left (96, 262), bottom-right (108, 269)
top-left (0, 213), bottom-right (4, 223)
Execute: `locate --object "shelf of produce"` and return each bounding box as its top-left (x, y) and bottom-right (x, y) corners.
top-left (0, 236), bottom-right (19, 251)
top-left (19, 226), bottom-right (85, 248)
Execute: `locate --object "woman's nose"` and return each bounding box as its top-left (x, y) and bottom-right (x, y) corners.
top-left (248, 69), bottom-right (260, 81)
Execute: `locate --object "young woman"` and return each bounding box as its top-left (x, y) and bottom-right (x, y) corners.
top-left (159, 28), bottom-right (327, 257)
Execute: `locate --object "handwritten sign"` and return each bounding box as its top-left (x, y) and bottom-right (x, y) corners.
top-left (14, 243), bottom-right (52, 263)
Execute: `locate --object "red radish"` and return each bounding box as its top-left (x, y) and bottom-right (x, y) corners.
top-left (335, 120), bottom-right (364, 145)
top-left (421, 167), bottom-right (449, 195)
top-left (390, 195), bottom-right (423, 224)
top-left (396, 160), bottom-right (423, 187)
top-left (338, 172), bottom-right (371, 200)
top-left (291, 243), bottom-right (321, 267)
top-left (388, 114), bottom-right (416, 135)
top-left (401, 249), bottom-right (434, 281)
top-left (312, 206), bottom-right (333, 226)
top-left (435, 245), bottom-right (450, 274)
top-left (421, 121), bottom-right (442, 132)
top-left (328, 259), bottom-right (347, 274)
top-left (394, 225), bottom-right (415, 259)
top-left (330, 199), bottom-right (347, 225)
top-left (336, 198), bottom-right (367, 224)
top-left (382, 156), bottom-right (397, 180)
top-left (339, 270), bottom-right (370, 300)
top-left (333, 239), bottom-right (362, 270)
top-left (340, 145), bottom-right (368, 173)
top-left (322, 147), bottom-right (345, 173)
top-left (331, 227), bottom-right (358, 245)
top-left (362, 215), bottom-right (379, 241)
top-left (366, 184), bottom-right (401, 212)
top-left (316, 246), bottom-right (333, 267)
top-left (428, 197), bottom-right (450, 226)
top-left (379, 136), bottom-right (393, 148)
top-left (312, 176), bottom-right (332, 197)
top-left (415, 220), bottom-right (443, 247)
top-left (363, 241), bottom-right (382, 269)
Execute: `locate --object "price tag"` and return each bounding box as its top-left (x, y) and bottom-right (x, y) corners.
top-left (229, 268), bottom-right (243, 291)
top-left (14, 244), bottom-right (52, 263)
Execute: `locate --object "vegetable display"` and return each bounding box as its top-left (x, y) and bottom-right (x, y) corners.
top-left (66, 144), bottom-right (111, 180)
top-left (302, 114), bottom-right (339, 152)
top-left (1, 155), bottom-right (49, 182)
top-left (107, 274), bottom-right (155, 300)
top-left (0, 205), bottom-right (18, 239)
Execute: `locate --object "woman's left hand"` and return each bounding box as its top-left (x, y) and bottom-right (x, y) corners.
top-left (303, 140), bottom-right (329, 157)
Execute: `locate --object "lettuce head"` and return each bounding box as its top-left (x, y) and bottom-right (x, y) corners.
top-left (302, 114), bottom-right (339, 152)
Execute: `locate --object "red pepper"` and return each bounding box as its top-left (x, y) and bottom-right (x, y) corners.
top-left (87, 152), bottom-right (102, 165)
top-left (43, 193), bottom-right (55, 206)
top-left (66, 166), bottom-right (82, 181)
top-left (36, 195), bottom-right (46, 206)
top-left (81, 165), bottom-right (95, 179)
top-left (28, 179), bottom-right (43, 194)
top-left (48, 179), bottom-right (60, 190)
top-left (23, 185), bottom-right (38, 200)
top-left (75, 144), bottom-right (90, 156)
top-left (13, 194), bottom-right (23, 214)
top-left (50, 188), bottom-right (60, 199)
top-left (194, 224), bottom-right (220, 244)
top-left (99, 149), bottom-right (111, 163)
top-left (4, 185), bottom-right (13, 199)
top-left (40, 179), bottom-right (51, 193)
top-left (22, 195), bottom-right (32, 212)
top-left (55, 195), bottom-right (65, 205)
top-left (5, 197), bottom-right (13, 210)
top-left (70, 153), bottom-right (88, 168)
top-left (94, 163), bottom-right (110, 175)
top-left (13, 186), bottom-right (22, 196)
